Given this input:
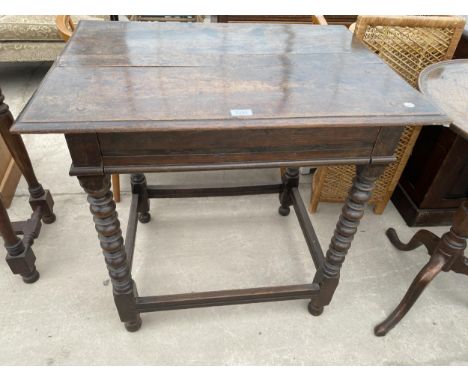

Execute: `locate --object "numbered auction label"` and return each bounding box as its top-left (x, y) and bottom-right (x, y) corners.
top-left (230, 109), bottom-right (253, 117)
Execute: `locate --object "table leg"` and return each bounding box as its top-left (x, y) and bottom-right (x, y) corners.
top-left (131, 173), bottom-right (151, 223)
top-left (374, 253), bottom-right (447, 336)
top-left (385, 228), bottom-right (440, 255)
top-left (375, 201), bottom-right (468, 336)
top-left (78, 174), bottom-right (142, 332)
top-left (310, 164), bottom-right (385, 315)
top-left (451, 255), bottom-right (468, 275)
top-left (278, 167), bottom-right (299, 216)
top-left (0, 197), bottom-right (39, 283)
top-left (0, 91), bottom-right (55, 224)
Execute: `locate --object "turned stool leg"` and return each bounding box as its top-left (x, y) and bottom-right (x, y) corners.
top-left (278, 167), bottom-right (299, 216)
top-left (0, 89), bottom-right (55, 224)
top-left (310, 164), bottom-right (385, 315)
top-left (131, 173), bottom-right (151, 223)
top-left (79, 175), bottom-right (142, 332)
top-left (375, 201), bottom-right (468, 336)
top-left (0, 198), bottom-right (39, 283)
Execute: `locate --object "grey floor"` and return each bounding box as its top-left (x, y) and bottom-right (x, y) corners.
top-left (0, 62), bottom-right (467, 365)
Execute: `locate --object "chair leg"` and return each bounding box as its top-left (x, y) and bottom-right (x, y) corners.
top-left (372, 199), bottom-right (387, 214)
top-left (309, 167), bottom-right (327, 213)
top-left (112, 174), bottom-right (121, 203)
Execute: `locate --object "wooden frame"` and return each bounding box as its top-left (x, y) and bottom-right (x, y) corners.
top-left (55, 15), bottom-right (75, 42)
top-left (216, 15), bottom-right (353, 26)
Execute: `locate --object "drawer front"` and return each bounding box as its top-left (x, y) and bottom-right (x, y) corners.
top-left (98, 127), bottom-right (379, 169)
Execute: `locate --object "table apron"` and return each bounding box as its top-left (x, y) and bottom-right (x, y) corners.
top-left (65, 125), bottom-right (402, 175)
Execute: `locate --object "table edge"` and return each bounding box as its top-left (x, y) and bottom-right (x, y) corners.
top-left (11, 113), bottom-right (450, 134)
top-left (418, 59), bottom-right (468, 140)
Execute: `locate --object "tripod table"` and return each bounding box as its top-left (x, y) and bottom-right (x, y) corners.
top-left (375, 59), bottom-right (468, 336)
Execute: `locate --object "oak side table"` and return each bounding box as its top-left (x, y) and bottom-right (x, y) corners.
top-left (13, 21), bottom-right (447, 331)
top-left (375, 60), bottom-right (468, 336)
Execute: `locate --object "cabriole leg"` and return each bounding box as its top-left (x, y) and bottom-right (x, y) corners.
top-left (386, 228), bottom-right (440, 256)
top-left (374, 252), bottom-right (447, 336)
top-left (78, 174), bottom-right (141, 332)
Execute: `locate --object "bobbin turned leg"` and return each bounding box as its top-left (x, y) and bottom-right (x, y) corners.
top-left (375, 201), bottom-right (468, 336)
top-left (309, 164), bottom-right (385, 315)
top-left (79, 175), bottom-right (141, 332)
top-left (131, 173), bottom-right (151, 223)
top-left (0, 89), bottom-right (55, 224)
top-left (0, 198), bottom-right (39, 283)
top-left (278, 167), bottom-right (299, 216)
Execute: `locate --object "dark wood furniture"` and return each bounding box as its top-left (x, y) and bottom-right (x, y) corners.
top-left (0, 127), bottom-right (21, 207)
top-left (55, 15), bottom-right (122, 203)
top-left (13, 21), bottom-right (447, 331)
top-left (0, 88), bottom-right (55, 283)
top-left (392, 16), bottom-right (468, 226)
top-left (454, 16), bottom-right (468, 59)
top-left (391, 123), bottom-right (468, 226)
top-left (375, 60), bottom-right (468, 336)
top-left (217, 15), bottom-right (357, 27)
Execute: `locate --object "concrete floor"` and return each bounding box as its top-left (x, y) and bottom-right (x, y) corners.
top-left (0, 62), bottom-right (467, 365)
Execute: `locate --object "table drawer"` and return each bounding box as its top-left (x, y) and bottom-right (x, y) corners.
top-left (98, 127), bottom-right (379, 169)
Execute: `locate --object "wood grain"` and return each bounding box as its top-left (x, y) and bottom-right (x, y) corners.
top-left (13, 21), bottom-right (448, 134)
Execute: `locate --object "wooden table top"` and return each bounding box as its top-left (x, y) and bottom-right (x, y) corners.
top-left (419, 59), bottom-right (468, 140)
top-left (13, 21), bottom-right (448, 134)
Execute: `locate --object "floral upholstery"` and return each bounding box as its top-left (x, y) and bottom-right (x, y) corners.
top-left (0, 15), bottom-right (62, 41)
top-left (0, 42), bottom-right (64, 62)
top-left (0, 15), bottom-right (107, 62)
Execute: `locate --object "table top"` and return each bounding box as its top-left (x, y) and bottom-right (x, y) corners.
top-left (419, 59), bottom-right (468, 140)
top-left (13, 21), bottom-right (448, 134)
